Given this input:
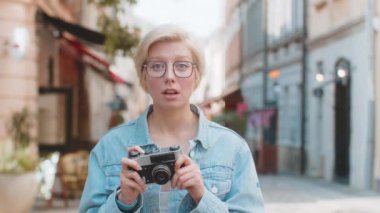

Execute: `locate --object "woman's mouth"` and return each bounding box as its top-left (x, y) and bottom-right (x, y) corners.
top-left (162, 89), bottom-right (179, 98)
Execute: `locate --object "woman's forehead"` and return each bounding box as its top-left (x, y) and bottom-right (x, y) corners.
top-left (147, 40), bottom-right (193, 59)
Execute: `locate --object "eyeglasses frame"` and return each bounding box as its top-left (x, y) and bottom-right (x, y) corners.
top-left (142, 61), bottom-right (197, 78)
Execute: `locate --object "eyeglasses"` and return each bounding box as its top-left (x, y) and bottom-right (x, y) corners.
top-left (143, 61), bottom-right (196, 78)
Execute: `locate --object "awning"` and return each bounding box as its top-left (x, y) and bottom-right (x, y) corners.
top-left (63, 34), bottom-right (132, 87)
top-left (37, 9), bottom-right (131, 86)
top-left (39, 10), bottom-right (105, 45)
top-left (200, 85), bottom-right (243, 110)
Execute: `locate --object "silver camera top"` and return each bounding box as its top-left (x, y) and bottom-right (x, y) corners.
top-left (128, 144), bottom-right (182, 185)
top-left (128, 144), bottom-right (181, 165)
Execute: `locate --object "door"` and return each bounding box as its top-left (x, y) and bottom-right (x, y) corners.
top-left (334, 59), bottom-right (351, 184)
top-left (38, 87), bottom-right (73, 153)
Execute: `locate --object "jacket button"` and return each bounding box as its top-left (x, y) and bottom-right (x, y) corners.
top-left (211, 186), bottom-right (218, 194)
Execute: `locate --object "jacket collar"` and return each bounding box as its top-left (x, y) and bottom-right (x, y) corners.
top-left (132, 104), bottom-right (210, 149)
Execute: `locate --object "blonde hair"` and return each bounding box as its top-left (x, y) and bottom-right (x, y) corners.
top-left (134, 25), bottom-right (205, 92)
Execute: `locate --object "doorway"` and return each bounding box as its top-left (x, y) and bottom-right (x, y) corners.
top-left (334, 58), bottom-right (351, 184)
top-left (38, 87), bottom-right (73, 153)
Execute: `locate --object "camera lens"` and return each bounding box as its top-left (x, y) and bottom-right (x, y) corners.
top-left (152, 165), bottom-right (171, 185)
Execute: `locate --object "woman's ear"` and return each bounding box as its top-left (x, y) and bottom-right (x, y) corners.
top-left (141, 71), bottom-right (150, 93)
top-left (193, 68), bottom-right (200, 90)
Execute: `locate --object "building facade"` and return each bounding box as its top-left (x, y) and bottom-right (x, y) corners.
top-left (240, 0), bottom-right (266, 160)
top-left (373, 0), bottom-right (380, 192)
top-left (1, 0), bottom-right (144, 154)
top-left (0, 0), bottom-right (39, 158)
top-left (240, 0), bottom-right (304, 174)
top-left (306, 0), bottom-right (375, 190)
top-left (265, 0), bottom-right (304, 174)
top-left (199, 0), bottom-right (244, 123)
top-left (236, 0), bottom-right (379, 191)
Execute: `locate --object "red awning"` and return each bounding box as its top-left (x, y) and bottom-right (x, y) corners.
top-left (62, 34), bottom-right (130, 86)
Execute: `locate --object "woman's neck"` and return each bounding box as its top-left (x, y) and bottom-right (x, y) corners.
top-left (148, 105), bottom-right (198, 147)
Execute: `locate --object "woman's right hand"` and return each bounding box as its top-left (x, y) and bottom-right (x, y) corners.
top-left (119, 146), bottom-right (147, 204)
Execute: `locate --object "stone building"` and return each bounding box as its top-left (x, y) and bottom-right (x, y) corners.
top-left (306, 0), bottom-right (375, 190)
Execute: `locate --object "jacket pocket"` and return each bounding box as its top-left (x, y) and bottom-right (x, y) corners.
top-left (103, 164), bottom-right (121, 191)
top-left (201, 165), bottom-right (232, 200)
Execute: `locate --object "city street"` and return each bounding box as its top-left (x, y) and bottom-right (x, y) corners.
top-left (32, 174), bottom-right (380, 213)
top-left (261, 175), bottom-right (380, 213)
top-left (2, 1), bottom-right (380, 213)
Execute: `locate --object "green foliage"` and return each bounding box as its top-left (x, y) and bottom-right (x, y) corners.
top-left (97, 14), bottom-right (140, 56)
top-left (0, 141), bottom-right (37, 173)
top-left (9, 108), bottom-right (33, 148)
top-left (213, 111), bottom-right (247, 137)
top-left (0, 109), bottom-right (38, 173)
top-left (88, 0), bottom-right (137, 10)
top-left (87, 0), bottom-right (140, 56)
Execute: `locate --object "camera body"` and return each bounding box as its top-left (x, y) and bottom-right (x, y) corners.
top-left (128, 144), bottom-right (182, 185)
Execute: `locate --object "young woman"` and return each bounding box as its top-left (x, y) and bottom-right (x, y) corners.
top-left (79, 25), bottom-right (264, 213)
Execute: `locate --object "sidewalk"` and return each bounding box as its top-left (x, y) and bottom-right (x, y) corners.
top-left (32, 199), bottom-right (79, 213)
top-left (260, 174), bottom-right (380, 213)
top-left (31, 174), bottom-right (380, 213)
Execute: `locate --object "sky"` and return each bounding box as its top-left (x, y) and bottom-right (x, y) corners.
top-left (133, 0), bottom-right (225, 39)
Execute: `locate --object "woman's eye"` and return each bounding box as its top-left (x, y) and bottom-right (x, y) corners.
top-left (176, 63), bottom-right (190, 70)
top-left (150, 63), bottom-right (164, 70)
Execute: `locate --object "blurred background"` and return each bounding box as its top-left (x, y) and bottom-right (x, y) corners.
top-left (0, 0), bottom-right (380, 212)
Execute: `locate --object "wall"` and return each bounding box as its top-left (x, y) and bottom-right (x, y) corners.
top-left (308, 0), bottom-right (366, 40)
top-left (307, 23), bottom-right (373, 189)
top-left (0, 0), bottom-right (38, 141)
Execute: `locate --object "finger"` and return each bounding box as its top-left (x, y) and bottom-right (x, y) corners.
top-left (178, 177), bottom-right (194, 190)
top-left (171, 173), bottom-right (178, 188)
top-left (120, 173), bottom-right (145, 193)
top-left (179, 175), bottom-right (202, 190)
top-left (121, 157), bottom-right (141, 172)
top-left (175, 155), bottom-right (185, 172)
top-left (122, 172), bottom-right (146, 193)
top-left (177, 164), bottom-right (198, 176)
top-left (174, 164), bottom-right (199, 188)
top-left (126, 170), bottom-right (146, 189)
top-left (182, 154), bottom-right (193, 166)
top-left (127, 146), bottom-right (145, 154)
top-left (175, 154), bottom-right (191, 172)
top-left (177, 171), bottom-right (194, 187)
top-left (123, 178), bottom-right (145, 193)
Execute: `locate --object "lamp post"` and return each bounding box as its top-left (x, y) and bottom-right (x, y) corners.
top-left (312, 60), bottom-right (350, 98)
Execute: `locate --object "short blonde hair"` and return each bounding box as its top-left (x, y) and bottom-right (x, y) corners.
top-left (134, 25), bottom-right (205, 92)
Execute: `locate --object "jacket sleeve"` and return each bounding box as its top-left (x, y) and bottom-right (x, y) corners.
top-left (78, 146), bottom-right (142, 213)
top-left (179, 143), bottom-right (265, 213)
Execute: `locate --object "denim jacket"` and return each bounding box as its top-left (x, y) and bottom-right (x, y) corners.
top-left (79, 105), bottom-right (264, 213)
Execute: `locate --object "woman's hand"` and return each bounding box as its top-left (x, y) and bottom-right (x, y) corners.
top-left (119, 146), bottom-right (147, 204)
top-left (171, 154), bottom-right (205, 204)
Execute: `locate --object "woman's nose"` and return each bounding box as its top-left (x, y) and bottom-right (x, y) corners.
top-left (163, 65), bottom-right (176, 80)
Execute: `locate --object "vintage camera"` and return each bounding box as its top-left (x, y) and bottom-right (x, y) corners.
top-left (128, 144), bottom-right (182, 185)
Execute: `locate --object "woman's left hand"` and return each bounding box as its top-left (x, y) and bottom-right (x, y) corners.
top-left (171, 154), bottom-right (205, 204)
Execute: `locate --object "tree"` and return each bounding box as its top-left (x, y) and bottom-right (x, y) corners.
top-left (87, 0), bottom-right (140, 56)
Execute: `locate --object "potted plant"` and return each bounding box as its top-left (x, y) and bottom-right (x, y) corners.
top-left (0, 108), bottom-right (39, 213)
top-left (212, 110), bottom-right (247, 137)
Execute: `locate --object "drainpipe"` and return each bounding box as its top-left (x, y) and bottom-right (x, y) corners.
top-left (263, 0), bottom-right (268, 107)
top-left (369, 0), bottom-right (380, 191)
top-left (238, 0), bottom-right (246, 86)
top-left (300, 0), bottom-right (308, 175)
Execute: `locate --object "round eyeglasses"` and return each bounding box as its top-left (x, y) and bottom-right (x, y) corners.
top-left (143, 61), bottom-right (196, 78)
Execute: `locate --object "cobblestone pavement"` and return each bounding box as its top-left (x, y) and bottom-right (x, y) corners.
top-left (31, 174), bottom-right (380, 213)
top-left (32, 199), bottom-right (79, 213)
top-left (260, 175), bottom-right (380, 213)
